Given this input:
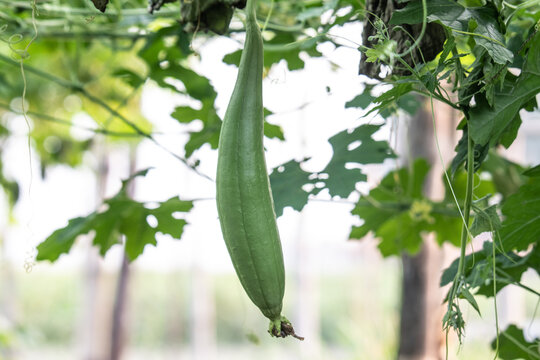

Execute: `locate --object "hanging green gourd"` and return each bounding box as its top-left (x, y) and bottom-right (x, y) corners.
top-left (215, 0), bottom-right (302, 340)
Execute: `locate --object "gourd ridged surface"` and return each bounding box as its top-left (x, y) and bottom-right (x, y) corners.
top-left (216, 1), bottom-right (285, 321)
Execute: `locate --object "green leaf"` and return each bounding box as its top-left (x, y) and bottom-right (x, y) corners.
top-left (170, 106), bottom-right (204, 124)
top-left (320, 124), bottom-right (396, 197)
top-left (367, 83), bottom-right (414, 118)
top-left (36, 171), bottom-right (193, 262)
top-left (171, 100), bottom-right (222, 158)
top-left (499, 114), bottom-right (522, 149)
top-left (499, 180), bottom-right (540, 251)
top-left (150, 196), bottom-right (193, 238)
top-left (350, 200), bottom-right (396, 240)
top-left (270, 124), bottom-right (396, 216)
top-left (396, 94), bottom-right (421, 115)
top-left (460, 286), bottom-right (481, 316)
top-left (474, 243), bottom-right (539, 297)
top-left (0, 123), bottom-right (9, 137)
top-left (390, 0), bottom-right (513, 64)
top-left (296, 0), bottom-right (338, 22)
top-left (263, 108), bottom-right (285, 140)
top-left (481, 152), bottom-right (526, 199)
top-left (269, 159), bottom-right (314, 217)
top-left (349, 159), bottom-right (432, 256)
top-left (171, 105), bottom-right (283, 158)
top-left (441, 242), bottom-right (539, 297)
top-left (431, 212), bottom-right (462, 247)
top-left (163, 66), bottom-right (217, 101)
top-left (364, 39), bottom-right (398, 65)
top-left (345, 86), bottom-right (421, 115)
top-left (470, 204), bottom-right (501, 237)
top-left (140, 26), bottom-right (225, 159)
top-left (36, 217), bottom-right (94, 262)
top-left (264, 121), bottom-right (285, 140)
top-left (523, 164), bottom-right (540, 177)
top-left (433, 167), bottom-right (495, 246)
top-left (441, 246), bottom-right (487, 288)
top-left (493, 324), bottom-right (540, 360)
top-left (222, 50), bottom-right (242, 67)
top-left (376, 211), bottom-right (427, 256)
top-left (92, 210), bottom-right (123, 255)
top-left (113, 68), bottom-right (145, 89)
top-left (468, 32), bottom-right (540, 147)
top-left (444, 168), bottom-right (495, 206)
top-left (345, 91), bottom-right (375, 109)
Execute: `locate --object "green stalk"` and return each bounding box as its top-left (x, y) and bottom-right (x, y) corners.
top-left (456, 130), bottom-right (474, 278)
top-left (246, 0), bottom-right (257, 20)
top-left (444, 125), bottom-right (474, 348)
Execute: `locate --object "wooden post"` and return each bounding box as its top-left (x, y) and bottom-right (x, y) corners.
top-left (109, 145), bottom-right (137, 360)
top-left (397, 97), bottom-right (458, 360)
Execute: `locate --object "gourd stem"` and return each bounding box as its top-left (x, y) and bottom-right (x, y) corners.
top-left (246, 0), bottom-right (258, 22)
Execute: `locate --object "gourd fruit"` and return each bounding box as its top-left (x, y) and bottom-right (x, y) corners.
top-left (215, 0), bottom-right (301, 339)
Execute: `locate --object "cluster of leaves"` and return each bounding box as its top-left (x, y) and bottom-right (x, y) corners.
top-left (268, 0), bottom-right (540, 356)
top-left (385, 0), bottom-right (540, 173)
top-left (338, 0), bottom-right (539, 355)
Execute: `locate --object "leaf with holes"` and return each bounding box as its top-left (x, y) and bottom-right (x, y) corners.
top-left (269, 159), bottom-right (315, 217)
top-left (36, 171), bottom-right (193, 262)
top-left (269, 124), bottom-right (395, 216)
top-left (320, 124), bottom-right (396, 198)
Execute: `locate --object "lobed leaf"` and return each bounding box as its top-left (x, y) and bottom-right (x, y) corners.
top-left (36, 171), bottom-right (193, 262)
top-left (270, 159), bottom-right (315, 217)
top-left (269, 124), bottom-right (396, 216)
